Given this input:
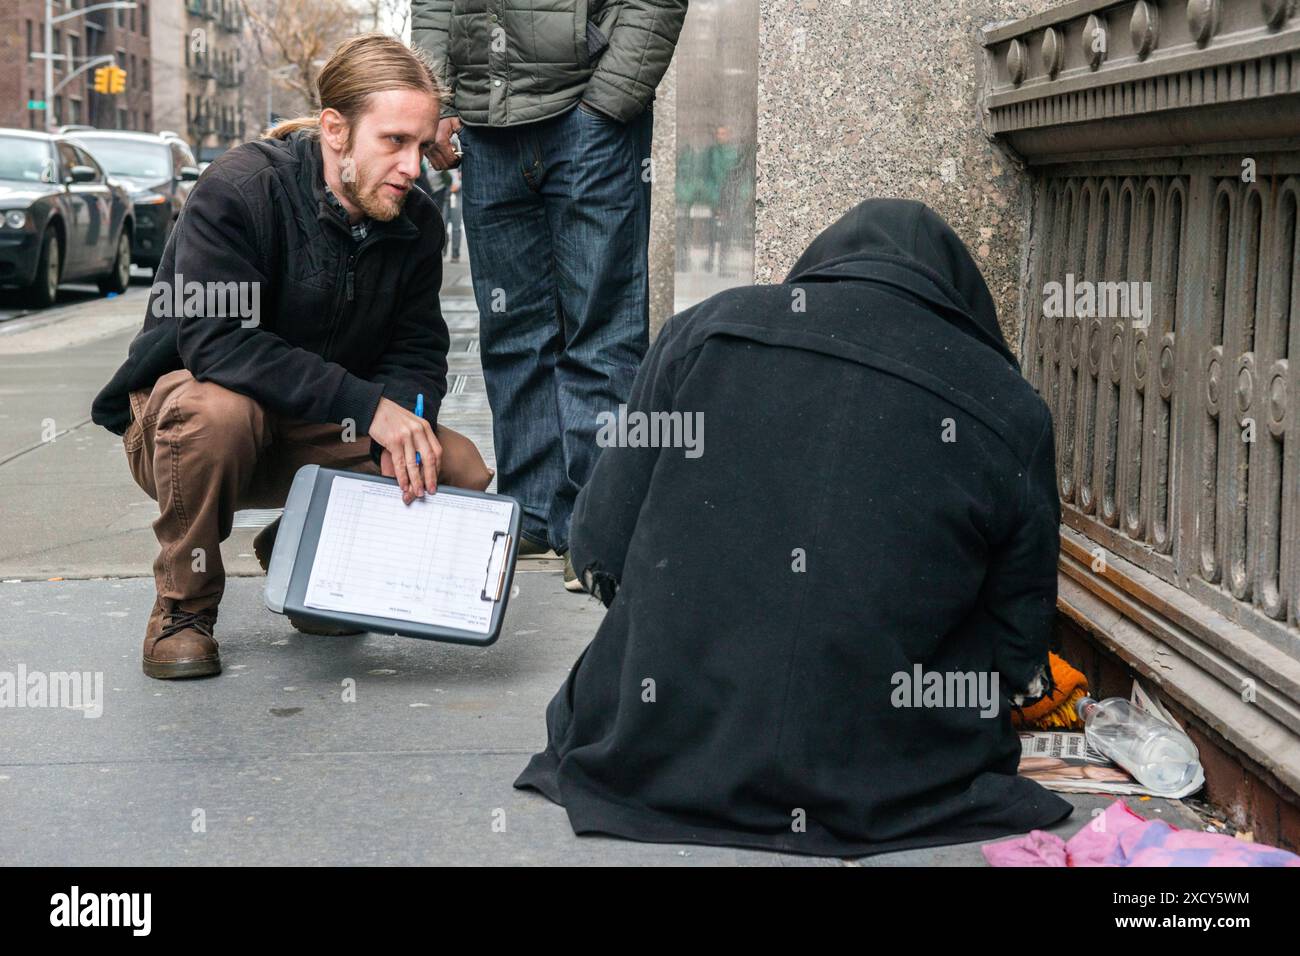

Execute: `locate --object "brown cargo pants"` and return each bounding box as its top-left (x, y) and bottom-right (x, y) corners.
top-left (124, 369), bottom-right (492, 612)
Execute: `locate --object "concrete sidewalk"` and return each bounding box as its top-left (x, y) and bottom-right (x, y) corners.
top-left (0, 262), bottom-right (1201, 865)
top-left (0, 574), bottom-right (1199, 865)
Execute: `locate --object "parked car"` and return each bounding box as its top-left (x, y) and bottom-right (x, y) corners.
top-left (70, 130), bottom-right (199, 271)
top-left (0, 128), bottom-right (134, 307)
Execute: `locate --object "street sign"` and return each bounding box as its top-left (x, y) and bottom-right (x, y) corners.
top-left (27, 100), bottom-right (46, 110)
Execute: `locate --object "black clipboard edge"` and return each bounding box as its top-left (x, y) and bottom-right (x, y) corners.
top-left (263, 464), bottom-right (319, 614)
top-left (275, 467), bottom-right (523, 647)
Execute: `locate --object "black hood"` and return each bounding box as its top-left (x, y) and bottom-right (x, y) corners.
top-left (784, 199), bottom-right (1017, 368)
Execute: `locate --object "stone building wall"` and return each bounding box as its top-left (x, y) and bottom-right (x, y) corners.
top-left (751, 0), bottom-right (1057, 353)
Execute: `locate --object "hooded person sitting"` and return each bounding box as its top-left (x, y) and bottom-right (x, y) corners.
top-left (514, 198), bottom-right (1074, 857)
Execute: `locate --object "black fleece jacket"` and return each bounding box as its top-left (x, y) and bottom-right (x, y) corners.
top-left (91, 130), bottom-right (449, 451)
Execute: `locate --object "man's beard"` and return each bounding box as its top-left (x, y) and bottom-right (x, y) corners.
top-left (339, 160), bottom-right (408, 222)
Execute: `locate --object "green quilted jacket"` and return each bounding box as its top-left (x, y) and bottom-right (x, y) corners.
top-left (411, 0), bottom-right (688, 126)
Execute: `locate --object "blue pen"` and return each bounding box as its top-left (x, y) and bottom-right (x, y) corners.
top-left (414, 393), bottom-right (424, 465)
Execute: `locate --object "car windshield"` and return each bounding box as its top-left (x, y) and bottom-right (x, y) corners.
top-left (74, 139), bottom-right (170, 181)
top-left (0, 137), bottom-right (54, 184)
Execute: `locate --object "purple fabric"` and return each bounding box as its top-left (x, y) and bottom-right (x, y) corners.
top-left (982, 798), bottom-right (1300, 867)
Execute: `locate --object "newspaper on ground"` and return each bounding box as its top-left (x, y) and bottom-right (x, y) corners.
top-left (1016, 680), bottom-right (1206, 798)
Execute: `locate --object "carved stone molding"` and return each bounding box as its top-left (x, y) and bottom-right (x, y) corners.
top-left (981, 0), bottom-right (1300, 160)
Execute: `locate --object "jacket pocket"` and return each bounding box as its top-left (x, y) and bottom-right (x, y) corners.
top-left (585, 21), bottom-right (610, 62)
top-left (576, 0), bottom-right (590, 67)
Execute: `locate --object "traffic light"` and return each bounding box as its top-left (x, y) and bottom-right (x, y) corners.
top-left (92, 66), bottom-right (126, 95)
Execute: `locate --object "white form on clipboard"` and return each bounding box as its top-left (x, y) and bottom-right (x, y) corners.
top-left (302, 476), bottom-right (514, 634)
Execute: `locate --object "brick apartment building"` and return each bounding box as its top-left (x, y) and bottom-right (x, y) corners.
top-left (178, 0), bottom-right (259, 161)
top-left (1, 0), bottom-right (260, 161)
top-left (0, 0), bottom-right (154, 133)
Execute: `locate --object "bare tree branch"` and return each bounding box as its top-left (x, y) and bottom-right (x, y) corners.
top-left (239, 0), bottom-right (363, 108)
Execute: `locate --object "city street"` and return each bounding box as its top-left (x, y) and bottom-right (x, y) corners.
top-left (0, 284), bottom-right (112, 326)
top-left (0, 261), bottom-right (1202, 865)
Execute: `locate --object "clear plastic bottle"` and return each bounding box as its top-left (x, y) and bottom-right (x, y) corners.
top-left (1077, 696), bottom-right (1201, 795)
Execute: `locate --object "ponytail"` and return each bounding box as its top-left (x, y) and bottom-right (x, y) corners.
top-left (265, 113), bottom-right (322, 141)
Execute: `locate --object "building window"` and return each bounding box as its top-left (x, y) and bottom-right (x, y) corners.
top-left (144, 111), bottom-right (151, 131)
top-left (69, 99), bottom-right (81, 124)
top-left (144, 60), bottom-right (150, 91)
top-left (115, 7), bottom-right (124, 29)
top-left (129, 7), bottom-right (135, 32)
top-left (26, 21), bottom-right (32, 61)
top-left (117, 107), bottom-right (127, 129)
top-left (28, 89), bottom-right (37, 129)
top-left (141, 4), bottom-right (149, 38)
top-left (54, 95), bottom-right (64, 125)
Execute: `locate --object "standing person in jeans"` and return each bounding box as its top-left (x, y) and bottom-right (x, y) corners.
top-left (412, 0), bottom-right (689, 590)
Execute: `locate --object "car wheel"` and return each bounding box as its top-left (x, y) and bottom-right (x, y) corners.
top-left (26, 230), bottom-right (61, 308)
top-left (98, 230), bottom-right (131, 295)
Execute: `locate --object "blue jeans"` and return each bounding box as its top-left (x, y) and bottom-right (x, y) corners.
top-left (459, 102), bottom-right (653, 552)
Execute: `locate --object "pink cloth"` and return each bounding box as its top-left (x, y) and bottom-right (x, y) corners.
top-left (982, 799), bottom-right (1300, 867)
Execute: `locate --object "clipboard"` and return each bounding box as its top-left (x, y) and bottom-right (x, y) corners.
top-left (263, 465), bottom-right (522, 646)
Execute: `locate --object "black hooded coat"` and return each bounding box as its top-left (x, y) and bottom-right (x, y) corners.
top-left (514, 200), bottom-right (1074, 857)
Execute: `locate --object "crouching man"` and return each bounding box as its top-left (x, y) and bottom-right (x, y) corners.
top-left (90, 34), bottom-right (493, 680)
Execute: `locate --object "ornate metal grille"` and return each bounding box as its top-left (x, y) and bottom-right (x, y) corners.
top-left (981, 0), bottom-right (1300, 794)
top-left (1025, 163), bottom-right (1300, 660)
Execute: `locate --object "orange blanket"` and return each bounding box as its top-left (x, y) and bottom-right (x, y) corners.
top-left (1012, 652), bottom-right (1089, 730)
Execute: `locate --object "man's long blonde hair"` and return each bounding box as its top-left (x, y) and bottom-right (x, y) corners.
top-left (264, 33), bottom-right (443, 146)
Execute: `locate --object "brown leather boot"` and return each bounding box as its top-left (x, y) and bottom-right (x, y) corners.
top-left (143, 599), bottom-right (222, 679)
